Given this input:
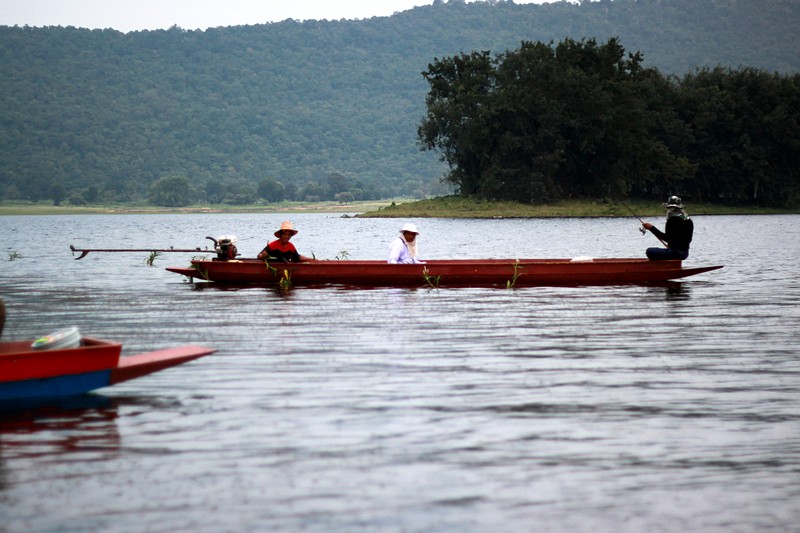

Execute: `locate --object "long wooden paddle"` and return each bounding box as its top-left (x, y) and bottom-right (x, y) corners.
top-left (70, 244), bottom-right (209, 260)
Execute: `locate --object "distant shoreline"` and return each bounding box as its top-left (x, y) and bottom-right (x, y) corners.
top-left (356, 196), bottom-right (798, 218)
top-left (1, 197), bottom-right (796, 217)
top-left (0, 199), bottom-right (397, 216)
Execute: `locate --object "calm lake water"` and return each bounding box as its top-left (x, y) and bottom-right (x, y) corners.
top-left (1, 213), bottom-right (799, 532)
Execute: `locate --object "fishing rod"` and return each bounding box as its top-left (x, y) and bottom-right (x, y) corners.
top-left (619, 202), bottom-right (668, 247)
top-left (70, 244), bottom-right (209, 260)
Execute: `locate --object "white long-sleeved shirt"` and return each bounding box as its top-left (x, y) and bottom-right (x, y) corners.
top-left (387, 236), bottom-right (421, 264)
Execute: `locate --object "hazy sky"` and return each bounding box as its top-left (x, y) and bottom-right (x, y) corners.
top-left (0, 0), bottom-right (561, 32)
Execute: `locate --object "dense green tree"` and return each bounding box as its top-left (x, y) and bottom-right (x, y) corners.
top-left (419, 37), bottom-right (800, 207)
top-left (327, 173), bottom-right (350, 201)
top-left (68, 193), bottom-right (86, 206)
top-left (84, 185), bottom-right (100, 203)
top-left (205, 180), bottom-right (226, 204)
top-left (418, 50), bottom-right (496, 197)
top-left (148, 175), bottom-right (194, 207)
top-left (677, 67), bottom-right (800, 206)
top-left (296, 182), bottom-right (327, 202)
top-left (50, 182), bottom-right (66, 206)
top-left (2, 184), bottom-right (20, 201)
top-left (223, 182), bottom-right (258, 205)
top-left (419, 38), bottom-right (682, 202)
top-left (257, 177), bottom-right (285, 202)
top-left (336, 192), bottom-right (355, 204)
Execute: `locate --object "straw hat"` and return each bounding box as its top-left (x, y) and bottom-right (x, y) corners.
top-left (400, 223), bottom-right (419, 235)
top-left (274, 221), bottom-right (299, 238)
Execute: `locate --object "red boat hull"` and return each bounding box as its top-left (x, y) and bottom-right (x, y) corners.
top-left (167, 258), bottom-right (723, 287)
top-left (0, 337), bottom-right (121, 382)
top-left (0, 337), bottom-right (214, 401)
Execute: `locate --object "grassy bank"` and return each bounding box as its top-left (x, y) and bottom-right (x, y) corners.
top-left (358, 196), bottom-right (798, 218)
top-left (0, 199), bottom-right (399, 216)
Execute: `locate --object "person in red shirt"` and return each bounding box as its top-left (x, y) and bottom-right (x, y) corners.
top-left (257, 221), bottom-right (314, 262)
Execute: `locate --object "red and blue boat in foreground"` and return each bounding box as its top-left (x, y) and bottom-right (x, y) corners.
top-left (0, 331), bottom-right (214, 401)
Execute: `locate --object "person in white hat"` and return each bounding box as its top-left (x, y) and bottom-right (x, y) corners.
top-left (257, 221), bottom-right (314, 262)
top-left (387, 223), bottom-right (424, 264)
top-left (641, 196), bottom-right (694, 260)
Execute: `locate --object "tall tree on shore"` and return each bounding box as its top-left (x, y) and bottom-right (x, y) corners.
top-left (419, 38), bottom-right (690, 203)
top-left (418, 37), bottom-right (800, 207)
top-left (148, 175), bottom-right (194, 207)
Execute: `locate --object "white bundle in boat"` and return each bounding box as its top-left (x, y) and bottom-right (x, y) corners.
top-left (31, 326), bottom-right (82, 350)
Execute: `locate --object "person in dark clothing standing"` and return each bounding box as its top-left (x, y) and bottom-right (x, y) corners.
top-left (642, 196), bottom-right (694, 260)
top-left (257, 221), bottom-right (314, 262)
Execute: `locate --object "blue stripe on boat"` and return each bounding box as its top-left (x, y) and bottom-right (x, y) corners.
top-left (0, 370), bottom-right (112, 400)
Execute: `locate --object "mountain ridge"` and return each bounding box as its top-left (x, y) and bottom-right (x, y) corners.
top-left (1, 0), bottom-right (798, 205)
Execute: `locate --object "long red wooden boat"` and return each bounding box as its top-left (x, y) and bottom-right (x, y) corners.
top-left (0, 335), bottom-right (214, 401)
top-left (166, 257), bottom-right (723, 288)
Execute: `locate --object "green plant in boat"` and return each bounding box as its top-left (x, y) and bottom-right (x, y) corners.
top-left (263, 258), bottom-right (278, 276)
top-left (422, 266), bottom-right (441, 289)
top-left (506, 259), bottom-right (522, 289)
top-left (279, 269), bottom-right (292, 288)
top-left (144, 250), bottom-right (162, 266)
top-left (190, 257), bottom-right (210, 281)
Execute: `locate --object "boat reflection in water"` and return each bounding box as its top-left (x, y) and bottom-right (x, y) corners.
top-left (0, 395), bottom-right (121, 464)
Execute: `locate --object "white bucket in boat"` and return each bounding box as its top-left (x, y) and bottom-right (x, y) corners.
top-left (31, 326), bottom-right (82, 350)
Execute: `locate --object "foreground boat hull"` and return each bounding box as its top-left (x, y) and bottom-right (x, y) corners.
top-left (0, 371), bottom-right (113, 401)
top-left (0, 337), bottom-right (214, 401)
top-left (167, 258), bottom-right (724, 288)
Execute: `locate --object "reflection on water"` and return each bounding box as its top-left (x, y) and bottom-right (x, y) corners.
top-left (0, 395), bottom-right (120, 462)
top-left (0, 214), bottom-right (799, 531)
top-left (662, 281), bottom-right (690, 298)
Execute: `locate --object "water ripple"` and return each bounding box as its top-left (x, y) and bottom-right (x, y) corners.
top-left (2, 214), bottom-right (799, 531)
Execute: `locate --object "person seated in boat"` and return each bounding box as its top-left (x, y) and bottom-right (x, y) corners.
top-left (257, 221), bottom-right (314, 262)
top-left (641, 196), bottom-right (694, 260)
top-left (388, 223), bottom-right (424, 264)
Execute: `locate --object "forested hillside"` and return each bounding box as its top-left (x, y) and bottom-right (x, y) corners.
top-left (1, 0), bottom-right (798, 206)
